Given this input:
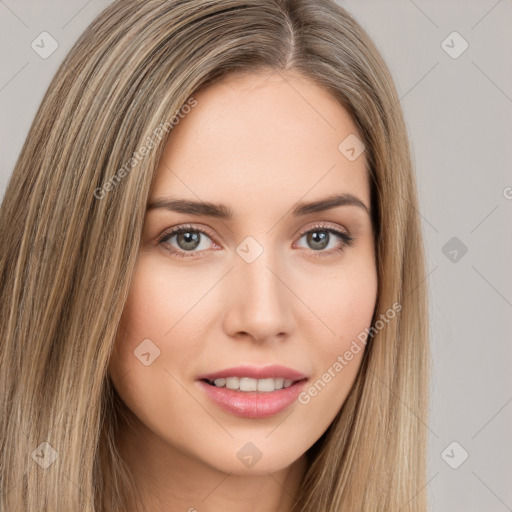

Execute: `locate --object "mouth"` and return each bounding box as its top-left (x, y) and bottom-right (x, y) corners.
top-left (195, 364), bottom-right (309, 418)
top-left (200, 376), bottom-right (307, 393)
top-left (197, 377), bottom-right (309, 419)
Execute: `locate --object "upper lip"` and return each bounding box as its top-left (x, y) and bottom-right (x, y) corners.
top-left (197, 364), bottom-right (308, 382)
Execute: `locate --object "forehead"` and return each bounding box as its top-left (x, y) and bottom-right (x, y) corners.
top-left (151, 71), bottom-right (370, 217)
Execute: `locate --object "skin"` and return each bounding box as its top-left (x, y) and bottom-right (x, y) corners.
top-left (108, 69), bottom-right (378, 512)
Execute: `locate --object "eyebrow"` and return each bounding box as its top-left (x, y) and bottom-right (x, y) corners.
top-left (147, 193), bottom-right (372, 219)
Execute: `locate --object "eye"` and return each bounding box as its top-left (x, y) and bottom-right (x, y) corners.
top-left (158, 224), bottom-right (217, 258)
top-left (294, 223), bottom-right (354, 258)
top-left (158, 223), bottom-right (355, 259)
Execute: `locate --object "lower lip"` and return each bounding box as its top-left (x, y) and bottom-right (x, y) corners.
top-left (197, 379), bottom-right (308, 419)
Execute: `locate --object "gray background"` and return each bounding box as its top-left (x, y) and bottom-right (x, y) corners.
top-left (1, 1), bottom-right (511, 510)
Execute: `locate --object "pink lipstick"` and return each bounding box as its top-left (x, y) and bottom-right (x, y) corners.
top-left (196, 364), bottom-right (308, 419)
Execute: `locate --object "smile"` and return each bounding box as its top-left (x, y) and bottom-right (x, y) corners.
top-left (197, 378), bottom-right (308, 419)
top-left (204, 376), bottom-right (297, 392)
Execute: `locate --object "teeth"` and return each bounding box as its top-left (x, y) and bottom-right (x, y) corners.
top-left (211, 377), bottom-right (295, 392)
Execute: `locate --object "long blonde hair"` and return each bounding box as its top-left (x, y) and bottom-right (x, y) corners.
top-left (0, 1), bottom-right (430, 510)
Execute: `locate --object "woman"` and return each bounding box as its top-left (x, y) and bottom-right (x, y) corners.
top-left (0, 1), bottom-right (430, 510)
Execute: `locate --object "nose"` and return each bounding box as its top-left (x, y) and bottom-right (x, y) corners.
top-left (222, 246), bottom-right (295, 344)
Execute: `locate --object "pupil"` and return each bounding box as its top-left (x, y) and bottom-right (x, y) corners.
top-left (178, 231), bottom-right (200, 250)
top-left (308, 231), bottom-right (329, 250)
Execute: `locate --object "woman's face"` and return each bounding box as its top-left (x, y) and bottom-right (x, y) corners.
top-left (109, 70), bottom-right (377, 477)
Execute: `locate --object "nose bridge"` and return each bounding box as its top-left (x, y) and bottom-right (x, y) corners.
top-left (223, 237), bottom-right (293, 340)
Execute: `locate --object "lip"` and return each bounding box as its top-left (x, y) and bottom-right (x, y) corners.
top-left (196, 364), bottom-right (308, 381)
top-left (197, 378), bottom-right (308, 419)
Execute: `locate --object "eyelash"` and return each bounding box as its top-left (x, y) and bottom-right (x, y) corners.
top-left (157, 223), bottom-right (355, 260)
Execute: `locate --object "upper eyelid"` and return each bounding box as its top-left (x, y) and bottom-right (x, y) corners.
top-left (159, 223), bottom-right (217, 242)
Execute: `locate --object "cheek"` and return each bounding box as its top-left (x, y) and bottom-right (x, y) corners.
top-left (294, 247), bottom-right (378, 341)
top-left (108, 253), bottom-right (212, 393)
top-left (107, 257), bottom-right (201, 437)
top-left (330, 269), bottom-right (377, 341)
top-left (109, 257), bottom-right (173, 386)
top-left (292, 256), bottom-right (377, 421)
top-left (327, 262), bottom-right (377, 365)
top-left (113, 254), bottom-right (203, 346)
